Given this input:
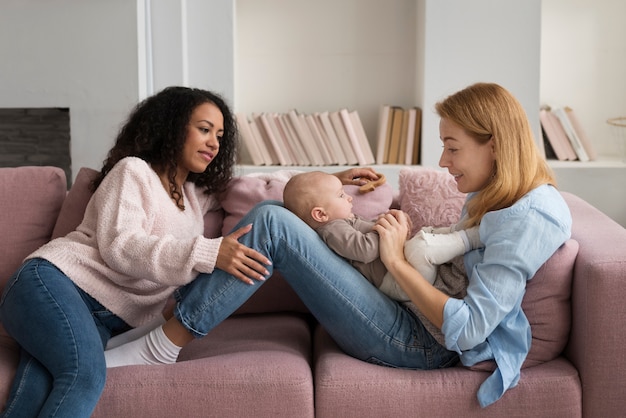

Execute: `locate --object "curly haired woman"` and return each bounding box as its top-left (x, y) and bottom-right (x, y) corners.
top-left (0, 86), bottom-right (297, 417)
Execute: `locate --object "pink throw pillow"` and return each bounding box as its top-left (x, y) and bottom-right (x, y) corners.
top-left (398, 167), bottom-right (466, 235)
top-left (51, 167), bottom-right (98, 239)
top-left (218, 170), bottom-right (393, 235)
top-left (522, 238), bottom-right (577, 367)
top-left (468, 239), bottom-right (578, 371)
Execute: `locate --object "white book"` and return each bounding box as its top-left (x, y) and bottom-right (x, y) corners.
top-left (338, 108), bottom-right (368, 165)
top-left (287, 110), bottom-right (324, 166)
top-left (298, 112), bottom-right (326, 165)
top-left (552, 107), bottom-right (590, 162)
top-left (270, 113), bottom-right (306, 165)
top-left (253, 112), bottom-right (286, 165)
top-left (275, 114), bottom-right (309, 166)
top-left (315, 112), bottom-right (348, 165)
top-left (565, 107), bottom-right (597, 161)
top-left (247, 117), bottom-right (274, 165)
top-left (235, 113), bottom-right (264, 165)
top-left (349, 110), bottom-right (375, 165)
top-left (329, 111), bottom-right (358, 165)
top-left (305, 114), bottom-right (334, 165)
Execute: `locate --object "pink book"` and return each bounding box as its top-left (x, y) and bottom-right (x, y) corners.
top-left (540, 109), bottom-right (577, 160)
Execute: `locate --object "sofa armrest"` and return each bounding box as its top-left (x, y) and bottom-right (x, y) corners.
top-left (562, 192), bottom-right (626, 417)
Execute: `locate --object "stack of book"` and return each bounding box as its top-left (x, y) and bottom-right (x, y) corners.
top-left (540, 105), bottom-right (596, 162)
top-left (236, 108), bottom-right (375, 166)
top-left (375, 105), bottom-right (422, 165)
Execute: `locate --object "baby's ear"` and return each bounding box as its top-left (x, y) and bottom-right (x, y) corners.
top-left (311, 206), bottom-right (328, 223)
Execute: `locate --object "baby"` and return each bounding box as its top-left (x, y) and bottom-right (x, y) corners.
top-left (283, 171), bottom-right (481, 301)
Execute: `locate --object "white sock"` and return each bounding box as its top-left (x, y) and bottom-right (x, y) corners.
top-left (105, 325), bottom-right (181, 368)
top-left (106, 315), bottom-right (166, 350)
top-left (416, 229), bottom-right (467, 265)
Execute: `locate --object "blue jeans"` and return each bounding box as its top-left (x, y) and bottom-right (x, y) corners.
top-left (0, 259), bottom-right (129, 417)
top-left (175, 201), bottom-right (458, 370)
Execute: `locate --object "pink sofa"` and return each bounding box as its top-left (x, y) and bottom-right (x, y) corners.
top-left (1, 165), bottom-right (625, 417)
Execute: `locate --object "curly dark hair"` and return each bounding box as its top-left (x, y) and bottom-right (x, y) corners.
top-left (90, 86), bottom-right (238, 208)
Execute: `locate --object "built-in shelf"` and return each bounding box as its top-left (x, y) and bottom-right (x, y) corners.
top-left (547, 157), bottom-right (626, 169)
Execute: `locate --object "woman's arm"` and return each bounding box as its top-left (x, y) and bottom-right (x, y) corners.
top-left (374, 210), bottom-right (450, 328)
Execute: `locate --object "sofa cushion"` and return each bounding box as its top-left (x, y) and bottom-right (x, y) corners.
top-left (398, 167), bottom-right (577, 369)
top-left (218, 169), bottom-right (394, 235)
top-left (313, 326), bottom-right (581, 417)
top-left (398, 167), bottom-right (466, 235)
top-left (52, 167), bottom-right (224, 240)
top-left (0, 166), bottom-right (66, 289)
top-left (95, 314), bottom-right (314, 418)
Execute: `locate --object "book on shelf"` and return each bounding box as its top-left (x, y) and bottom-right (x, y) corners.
top-left (329, 111), bottom-right (359, 165)
top-left (247, 115), bottom-right (274, 165)
top-left (564, 107), bottom-right (597, 161)
top-left (237, 108), bottom-right (376, 166)
top-left (386, 107), bottom-right (405, 164)
top-left (396, 109), bottom-right (410, 165)
top-left (551, 107), bottom-right (590, 162)
top-left (541, 126), bottom-right (558, 160)
top-left (375, 105), bottom-right (392, 164)
top-left (273, 113), bottom-right (304, 165)
top-left (339, 108), bottom-right (373, 166)
top-left (252, 113), bottom-right (284, 165)
top-left (349, 110), bottom-right (376, 165)
top-left (305, 114), bottom-right (335, 165)
top-left (316, 112), bottom-right (348, 165)
top-left (403, 107), bottom-right (418, 165)
top-left (411, 107), bottom-right (422, 164)
top-left (539, 107), bottom-right (577, 161)
top-left (235, 113), bottom-right (265, 165)
top-left (375, 105), bottom-right (422, 164)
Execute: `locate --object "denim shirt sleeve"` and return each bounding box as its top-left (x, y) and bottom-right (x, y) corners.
top-left (441, 185), bottom-right (572, 407)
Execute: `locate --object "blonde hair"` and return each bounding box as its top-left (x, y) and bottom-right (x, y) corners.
top-left (435, 82), bottom-right (556, 227)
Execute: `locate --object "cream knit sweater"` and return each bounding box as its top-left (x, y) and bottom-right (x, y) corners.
top-left (28, 157), bottom-right (223, 327)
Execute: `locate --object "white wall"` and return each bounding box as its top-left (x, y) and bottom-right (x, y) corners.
top-left (0, 0), bottom-right (141, 177)
top-left (235, 0), bottom-right (419, 152)
top-left (419, 0), bottom-right (541, 167)
top-left (235, 0), bottom-right (542, 168)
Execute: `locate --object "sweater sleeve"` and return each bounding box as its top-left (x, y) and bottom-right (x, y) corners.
top-left (318, 217), bottom-right (380, 263)
top-left (87, 158), bottom-right (222, 286)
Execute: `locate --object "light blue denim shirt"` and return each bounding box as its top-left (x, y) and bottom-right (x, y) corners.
top-left (442, 184), bottom-right (572, 407)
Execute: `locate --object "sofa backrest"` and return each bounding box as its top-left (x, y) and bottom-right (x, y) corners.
top-left (0, 166), bottom-right (67, 292)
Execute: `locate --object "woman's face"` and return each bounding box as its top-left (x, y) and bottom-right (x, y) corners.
top-left (180, 102), bottom-right (223, 175)
top-left (438, 118), bottom-right (495, 194)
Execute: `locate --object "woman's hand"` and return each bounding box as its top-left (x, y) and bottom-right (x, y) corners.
top-left (215, 224), bottom-right (272, 285)
top-left (373, 209), bottom-right (410, 267)
top-left (374, 210), bottom-right (448, 328)
top-left (334, 167), bottom-right (380, 186)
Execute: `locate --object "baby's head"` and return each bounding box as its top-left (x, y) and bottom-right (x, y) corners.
top-left (283, 171), bottom-right (354, 229)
